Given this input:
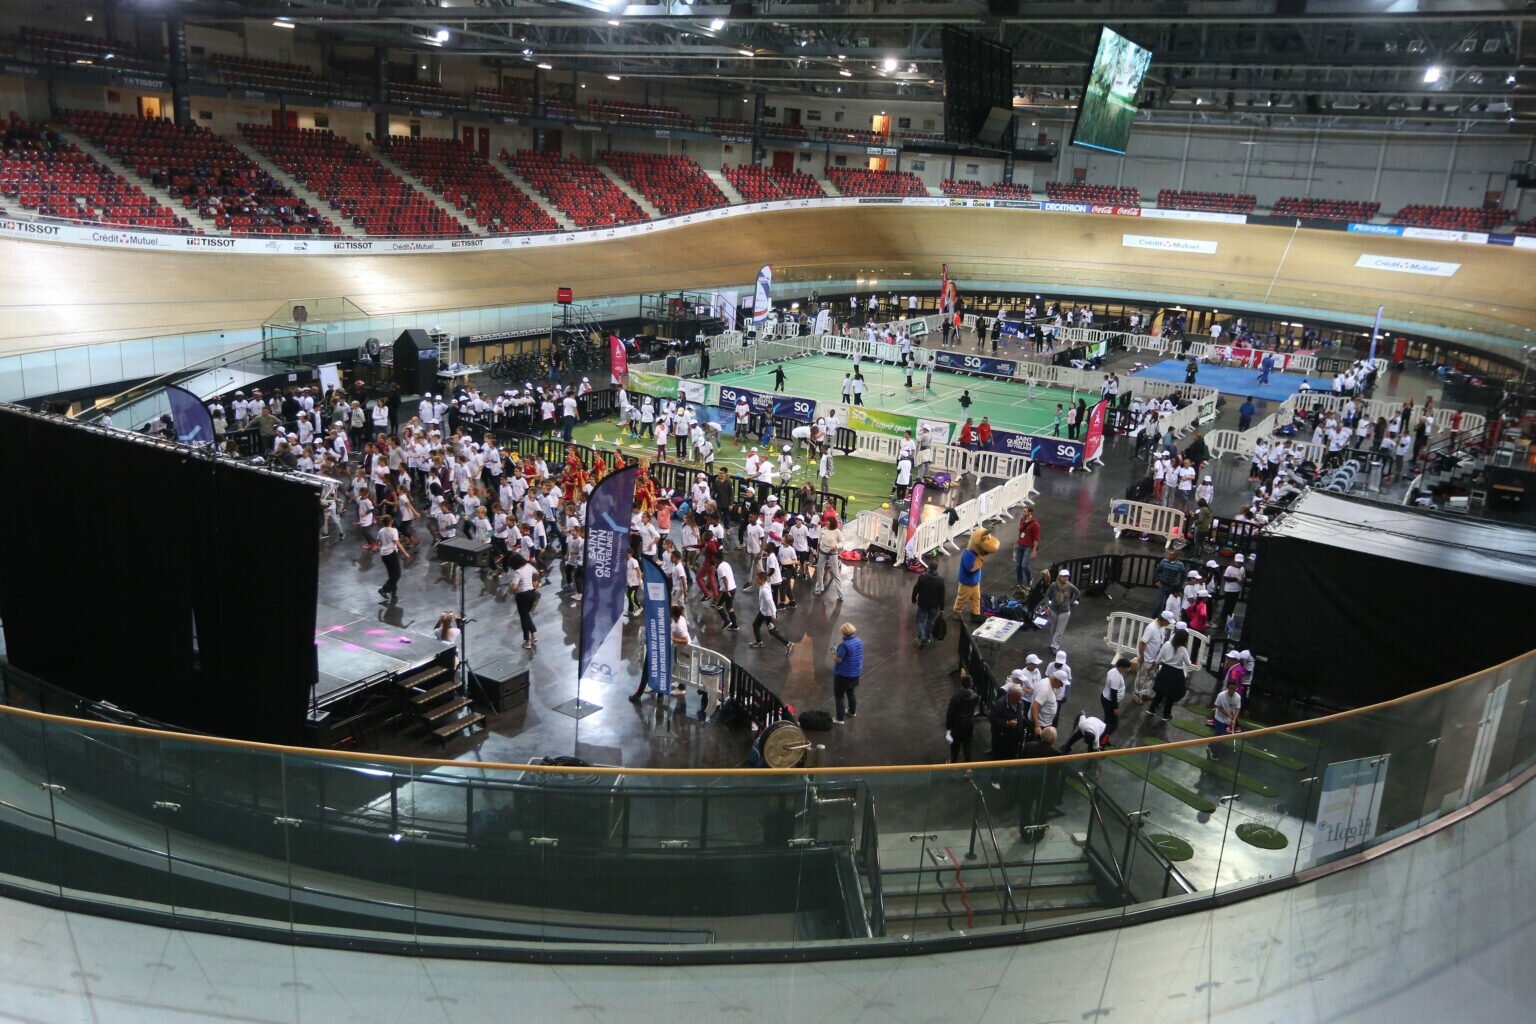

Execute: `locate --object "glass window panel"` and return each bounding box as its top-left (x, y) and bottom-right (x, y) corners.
top-left (19, 351), bottom-right (58, 398)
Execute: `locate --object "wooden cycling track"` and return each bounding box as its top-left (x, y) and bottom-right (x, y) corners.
top-left (1, 206), bottom-right (1531, 358)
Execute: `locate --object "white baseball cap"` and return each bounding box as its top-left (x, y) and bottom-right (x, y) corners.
top-left (1175, 621), bottom-right (1189, 631)
top-left (1057, 569), bottom-right (1070, 577)
top-left (1024, 654), bottom-right (1042, 665)
top-left (1234, 554), bottom-right (1245, 563)
top-left (1187, 570), bottom-right (1202, 578)
top-left (1053, 650), bottom-right (1068, 664)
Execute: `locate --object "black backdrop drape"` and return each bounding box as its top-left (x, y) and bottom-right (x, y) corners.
top-left (0, 408), bottom-right (317, 743)
top-left (1244, 533), bottom-right (1535, 708)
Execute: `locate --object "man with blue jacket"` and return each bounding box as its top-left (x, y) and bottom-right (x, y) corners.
top-left (832, 623), bottom-right (864, 724)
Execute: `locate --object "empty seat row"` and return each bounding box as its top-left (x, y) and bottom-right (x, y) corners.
top-left (1045, 181), bottom-right (1140, 206)
top-left (940, 178), bottom-right (1032, 200)
top-left (723, 163), bottom-right (826, 202)
top-left (241, 125), bottom-right (468, 237)
top-left (1271, 196), bottom-right (1380, 221)
top-left (1156, 189), bottom-right (1256, 214)
top-left (381, 135), bottom-right (557, 234)
top-left (502, 149), bottom-right (646, 228)
top-left (826, 167), bottom-right (928, 197)
top-left (601, 151), bottom-right (726, 217)
top-left (63, 109), bottom-right (332, 235)
top-left (1389, 204), bottom-right (1506, 231)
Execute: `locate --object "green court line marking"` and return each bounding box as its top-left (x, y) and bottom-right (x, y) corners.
top-left (1138, 738), bottom-right (1280, 797)
top-left (1184, 705), bottom-right (1321, 749)
top-left (1169, 720), bottom-right (1309, 770)
top-left (1107, 754), bottom-right (1218, 813)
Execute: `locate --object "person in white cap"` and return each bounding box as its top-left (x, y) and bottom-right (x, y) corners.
top-left (778, 444), bottom-right (796, 482)
top-left (1134, 611), bottom-right (1174, 702)
top-left (1050, 649), bottom-right (1073, 703)
top-left (744, 446), bottom-right (761, 478)
top-left (1044, 569), bottom-right (1081, 652)
top-left (1181, 569), bottom-right (1204, 612)
top-left (1007, 652), bottom-right (1044, 694)
top-left (1220, 554), bottom-right (1246, 627)
top-left (1031, 669), bottom-right (1067, 733)
top-left (1195, 474), bottom-right (1214, 506)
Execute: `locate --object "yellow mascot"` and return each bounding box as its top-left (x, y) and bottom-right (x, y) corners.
top-left (953, 527), bottom-right (999, 617)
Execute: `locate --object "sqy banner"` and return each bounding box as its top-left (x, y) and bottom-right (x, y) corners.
top-left (579, 466), bottom-right (638, 698)
top-left (628, 370), bottom-right (680, 399)
top-left (988, 427), bottom-right (1084, 468)
top-left (641, 556), bottom-right (672, 695)
top-left (717, 384), bottom-right (816, 422)
top-left (933, 351), bottom-right (1018, 378)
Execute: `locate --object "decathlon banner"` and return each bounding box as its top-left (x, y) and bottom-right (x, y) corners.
top-left (578, 466), bottom-right (638, 699)
top-left (751, 264), bottom-right (774, 327)
top-left (627, 370), bottom-right (680, 400)
top-left (609, 334), bottom-right (629, 382)
top-left (1082, 398), bottom-right (1109, 464)
top-left (641, 556), bottom-right (672, 694)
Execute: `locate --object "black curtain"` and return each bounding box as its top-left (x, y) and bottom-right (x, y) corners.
top-left (1244, 533), bottom-right (1535, 707)
top-left (0, 408), bottom-right (317, 744)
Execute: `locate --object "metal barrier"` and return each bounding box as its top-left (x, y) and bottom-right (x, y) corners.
top-left (1107, 499), bottom-right (1186, 549)
top-left (1104, 610), bottom-right (1210, 666)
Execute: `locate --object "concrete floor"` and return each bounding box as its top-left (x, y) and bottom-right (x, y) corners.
top-left (320, 353), bottom-right (1440, 777)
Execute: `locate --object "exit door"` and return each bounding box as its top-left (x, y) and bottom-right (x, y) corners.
top-left (771, 151), bottom-right (794, 172)
top-left (272, 109), bottom-right (297, 129)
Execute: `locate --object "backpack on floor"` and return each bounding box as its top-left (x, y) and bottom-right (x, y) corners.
top-left (799, 709), bottom-right (835, 731)
top-left (932, 615), bottom-right (949, 642)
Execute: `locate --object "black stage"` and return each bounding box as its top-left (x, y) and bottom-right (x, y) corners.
top-left (313, 603), bottom-right (456, 712)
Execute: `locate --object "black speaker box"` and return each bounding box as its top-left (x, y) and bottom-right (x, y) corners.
top-left (473, 658), bottom-right (531, 712)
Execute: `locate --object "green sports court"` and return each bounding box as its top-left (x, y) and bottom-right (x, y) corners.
top-left (710, 351), bottom-right (1089, 438)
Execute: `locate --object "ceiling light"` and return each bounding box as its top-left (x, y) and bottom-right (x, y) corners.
top-left (606, 74), bottom-right (622, 81)
top-left (433, 29), bottom-right (450, 43)
top-left (882, 57), bottom-right (898, 72)
top-left (839, 69), bottom-right (852, 77)
top-left (420, 64), bottom-right (427, 70)
top-left (1423, 65), bottom-right (1442, 83)
top-left (537, 62), bottom-right (553, 71)
top-left (608, 20), bottom-right (620, 27)
top-left (837, 54), bottom-right (846, 61)
top-left (75, 58), bottom-right (93, 65)
top-left (522, 48), bottom-right (533, 56)
top-left (1508, 73), bottom-right (1518, 85)
top-left (738, 48), bottom-right (754, 57)
top-left (272, 19), bottom-right (295, 30)
top-left (709, 18), bottom-right (726, 31)
top-left (84, 14), bottom-right (93, 22)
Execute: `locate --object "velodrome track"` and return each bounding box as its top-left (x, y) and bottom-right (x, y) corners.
top-left (1, 205), bottom-right (1532, 356)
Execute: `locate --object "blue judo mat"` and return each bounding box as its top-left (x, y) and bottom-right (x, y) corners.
top-left (1130, 359), bottom-right (1315, 404)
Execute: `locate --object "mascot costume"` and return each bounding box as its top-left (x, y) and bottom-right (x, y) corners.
top-left (954, 527), bottom-right (999, 617)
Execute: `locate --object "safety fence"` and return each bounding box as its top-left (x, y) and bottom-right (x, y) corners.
top-left (844, 464), bottom-right (1036, 559)
top-left (1107, 499), bottom-right (1187, 549)
top-left (1104, 610), bottom-right (1212, 667)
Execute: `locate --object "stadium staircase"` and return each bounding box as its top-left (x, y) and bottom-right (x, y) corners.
top-left (495, 162), bottom-right (578, 231)
top-left (704, 168), bottom-right (745, 205)
top-left (596, 164), bottom-right (662, 220)
top-left (346, 145), bottom-right (481, 237)
top-left (54, 127), bottom-right (192, 231)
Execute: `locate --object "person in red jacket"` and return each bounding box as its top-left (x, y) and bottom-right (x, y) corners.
top-left (958, 417), bottom-right (977, 449)
top-left (978, 416), bottom-right (993, 451)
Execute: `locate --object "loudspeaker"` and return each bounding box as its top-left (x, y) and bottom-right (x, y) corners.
top-left (392, 328), bottom-right (436, 393)
top-left (436, 535), bottom-right (491, 568)
top-left (472, 658), bottom-right (531, 712)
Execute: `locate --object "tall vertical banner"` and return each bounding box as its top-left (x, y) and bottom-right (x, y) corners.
top-left (903, 482), bottom-right (926, 556)
top-left (1367, 304), bottom-right (1384, 365)
top-left (940, 263), bottom-right (958, 316)
top-left (813, 307), bottom-right (831, 334)
top-left (641, 557), bottom-right (673, 694)
top-left (751, 264), bottom-right (773, 328)
top-left (164, 385), bottom-right (215, 445)
top-left (1083, 399), bottom-right (1109, 465)
top-left (609, 333), bottom-right (629, 385)
top-left (579, 466), bottom-right (638, 701)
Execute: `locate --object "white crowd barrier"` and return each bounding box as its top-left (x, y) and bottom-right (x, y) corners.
top-left (1107, 498), bottom-right (1186, 549)
top-left (1104, 611), bottom-right (1210, 668)
top-left (841, 462), bottom-right (1036, 560)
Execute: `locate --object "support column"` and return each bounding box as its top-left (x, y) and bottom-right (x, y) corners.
top-left (1175, 121), bottom-right (1192, 190)
top-left (532, 67), bottom-right (546, 151)
top-left (1440, 131), bottom-right (1460, 205)
top-left (373, 47), bottom-right (389, 141)
top-left (1239, 128), bottom-right (1255, 193)
top-left (1304, 129), bottom-right (1320, 196)
top-left (1371, 136), bottom-right (1387, 207)
top-left (1002, 114), bottom-right (1016, 184)
top-left (751, 92), bottom-right (765, 166)
top-left (166, 12), bottom-right (191, 125)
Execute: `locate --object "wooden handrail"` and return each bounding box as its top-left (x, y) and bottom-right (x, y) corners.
top-left (2, 645), bottom-right (1530, 777)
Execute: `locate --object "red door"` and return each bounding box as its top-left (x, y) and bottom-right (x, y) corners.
top-left (771, 150), bottom-right (793, 172)
top-left (462, 125), bottom-right (474, 148)
top-left (477, 126), bottom-right (490, 158)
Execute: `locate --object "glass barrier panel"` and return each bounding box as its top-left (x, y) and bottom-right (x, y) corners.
top-left (1292, 706), bottom-right (1399, 872)
top-left (1511, 656), bottom-right (1536, 778)
top-left (1210, 724), bottom-right (1321, 894)
top-left (1023, 755), bottom-right (1135, 929)
top-left (281, 752), bottom-right (420, 947)
top-left (43, 720), bottom-right (174, 911)
top-left (19, 351), bottom-right (59, 398)
top-left (817, 768), bottom-right (938, 947)
top-left (156, 735), bottom-right (293, 935)
top-left (1469, 657), bottom-right (1536, 799)
top-left (0, 710), bottom-right (62, 896)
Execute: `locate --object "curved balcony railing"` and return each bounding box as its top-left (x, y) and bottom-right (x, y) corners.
top-left (0, 644), bottom-right (1532, 962)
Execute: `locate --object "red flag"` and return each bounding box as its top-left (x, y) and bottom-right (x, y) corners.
top-left (1083, 399), bottom-right (1109, 464)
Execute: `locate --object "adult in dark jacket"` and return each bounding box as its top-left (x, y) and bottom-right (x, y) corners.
top-left (988, 685), bottom-right (1029, 761)
top-left (1182, 431), bottom-right (1210, 469)
top-left (911, 565), bottom-right (946, 647)
top-left (1016, 726), bottom-right (1063, 841)
top-left (945, 680), bottom-right (979, 762)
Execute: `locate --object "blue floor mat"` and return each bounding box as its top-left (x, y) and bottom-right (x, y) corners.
top-left (1130, 359), bottom-right (1316, 403)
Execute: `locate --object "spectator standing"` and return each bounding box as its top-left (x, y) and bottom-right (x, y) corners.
top-left (1014, 506), bottom-right (1040, 590)
top-left (911, 564), bottom-right (946, 647)
top-left (1044, 569), bottom-right (1081, 652)
top-left (1147, 631), bottom-right (1196, 720)
top-left (832, 623), bottom-right (863, 724)
top-left (944, 680), bottom-right (979, 762)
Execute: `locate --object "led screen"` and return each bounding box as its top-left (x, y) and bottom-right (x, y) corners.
top-left (1070, 27), bottom-right (1152, 155)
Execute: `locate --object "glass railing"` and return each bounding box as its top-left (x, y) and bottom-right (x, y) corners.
top-left (0, 647), bottom-right (1531, 959)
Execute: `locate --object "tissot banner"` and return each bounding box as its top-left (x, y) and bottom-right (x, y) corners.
top-left (579, 467), bottom-right (638, 697)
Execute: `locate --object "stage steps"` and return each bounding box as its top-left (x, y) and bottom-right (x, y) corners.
top-left (396, 662), bottom-right (486, 743)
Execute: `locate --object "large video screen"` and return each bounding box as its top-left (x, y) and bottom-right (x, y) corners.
top-left (1070, 27), bottom-right (1152, 155)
